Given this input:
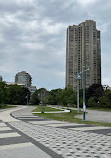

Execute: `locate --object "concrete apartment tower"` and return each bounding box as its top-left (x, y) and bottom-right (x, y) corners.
top-left (66, 20), bottom-right (101, 90)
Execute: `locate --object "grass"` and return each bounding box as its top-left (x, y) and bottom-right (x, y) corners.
top-left (32, 105), bottom-right (63, 112)
top-left (34, 109), bottom-right (111, 127)
top-left (0, 105), bottom-right (17, 109)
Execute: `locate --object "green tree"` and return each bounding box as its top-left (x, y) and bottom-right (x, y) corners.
top-left (30, 88), bottom-right (49, 105)
top-left (85, 84), bottom-right (104, 105)
top-left (48, 86), bottom-right (77, 106)
top-left (48, 89), bottom-right (62, 105)
top-left (0, 82), bottom-right (8, 104)
top-left (99, 90), bottom-right (111, 108)
top-left (87, 97), bottom-right (97, 107)
top-left (7, 85), bottom-right (30, 105)
top-left (30, 90), bottom-right (40, 105)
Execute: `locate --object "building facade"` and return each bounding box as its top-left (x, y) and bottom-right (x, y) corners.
top-left (66, 20), bottom-right (101, 90)
top-left (15, 71), bottom-right (32, 88)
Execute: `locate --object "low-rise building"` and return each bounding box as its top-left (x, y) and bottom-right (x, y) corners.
top-left (103, 85), bottom-right (111, 91)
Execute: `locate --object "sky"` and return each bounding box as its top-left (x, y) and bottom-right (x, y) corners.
top-left (0, 0), bottom-right (111, 90)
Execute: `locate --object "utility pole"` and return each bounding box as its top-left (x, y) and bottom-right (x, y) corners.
top-left (77, 74), bottom-right (81, 113)
top-left (27, 94), bottom-right (29, 105)
top-left (83, 66), bottom-right (86, 121)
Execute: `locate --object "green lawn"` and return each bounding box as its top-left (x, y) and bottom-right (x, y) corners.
top-left (0, 105), bottom-right (17, 109)
top-left (34, 109), bottom-right (111, 127)
top-left (32, 105), bottom-right (63, 112)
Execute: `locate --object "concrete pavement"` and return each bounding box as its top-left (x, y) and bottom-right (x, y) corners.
top-left (0, 106), bottom-right (111, 158)
top-left (76, 109), bottom-right (111, 123)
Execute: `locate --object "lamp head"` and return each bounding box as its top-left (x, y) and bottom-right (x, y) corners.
top-left (77, 74), bottom-right (81, 80)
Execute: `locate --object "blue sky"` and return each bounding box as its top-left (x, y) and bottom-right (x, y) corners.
top-left (0, 0), bottom-right (111, 90)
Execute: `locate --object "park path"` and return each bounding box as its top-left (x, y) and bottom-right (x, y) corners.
top-left (75, 109), bottom-right (111, 123)
top-left (0, 106), bottom-right (111, 158)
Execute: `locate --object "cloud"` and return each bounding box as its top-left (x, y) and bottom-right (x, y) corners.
top-left (0, 0), bottom-right (111, 89)
top-left (77, 0), bottom-right (99, 6)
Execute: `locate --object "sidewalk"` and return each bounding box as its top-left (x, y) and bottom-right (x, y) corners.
top-left (76, 109), bottom-right (111, 123)
top-left (0, 106), bottom-right (111, 158)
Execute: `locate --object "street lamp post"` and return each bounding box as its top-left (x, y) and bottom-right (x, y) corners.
top-left (26, 94), bottom-right (29, 105)
top-left (40, 90), bottom-right (44, 113)
top-left (83, 66), bottom-right (86, 121)
top-left (77, 74), bottom-right (81, 113)
top-left (77, 66), bottom-right (89, 121)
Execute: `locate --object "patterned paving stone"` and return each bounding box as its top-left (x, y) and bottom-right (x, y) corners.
top-left (9, 121), bottom-right (111, 158)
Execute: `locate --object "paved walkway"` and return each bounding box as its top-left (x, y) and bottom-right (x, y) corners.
top-left (0, 106), bottom-right (111, 158)
top-left (76, 109), bottom-right (111, 123)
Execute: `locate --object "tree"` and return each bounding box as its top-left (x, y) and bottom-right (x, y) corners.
top-left (7, 85), bottom-right (30, 105)
top-left (99, 90), bottom-right (111, 108)
top-left (0, 82), bottom-right (8, 104)
top-left (48, 88), bottom-right (62, 105)
top-left (30, 90), bottom-right (40, 105)
top-left (47, 86), bottom-right (77, 106)
top-left (87, 97), bottom-right (97, 107)
top-left (86, 83), bottom-right (104, 103)
top-left (30, 88), bottom-right (49, 105)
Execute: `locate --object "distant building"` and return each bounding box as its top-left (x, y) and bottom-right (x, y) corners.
top-left (15, 71), bottom-right (32, 88)
top-left (15, 71), bottom-right (37, 94)
top-left (103, 85), bottom-right (111, 91)
top-left (6, 82), bottom-right (25, 87)
top-left (66, 20), bottom-right (101, 91)
top-left (0, 76), bottom-right (3, 82)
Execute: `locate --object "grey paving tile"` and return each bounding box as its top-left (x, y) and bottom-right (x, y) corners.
top-left (9, 121), bottom-right (111, 158)
top-left (0, 145), bottom-right (52, 158)
top-left (0, 136), bottom-right (30, 146)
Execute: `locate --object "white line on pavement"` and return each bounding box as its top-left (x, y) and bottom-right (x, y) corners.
top-left (0, 123), bottom-right (7, 127)
top-left (69, 126), bottom-right (111, 131)
top-left (0, 132), bottom-right (20, 138)
top-left (0, 127), bottom-right (12, 131)
top-left (0, 142), bottom-right (34, 150)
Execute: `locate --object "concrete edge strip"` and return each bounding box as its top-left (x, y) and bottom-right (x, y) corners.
top-left (6, 122), bottom-right (64, 158)
top-left (32, 110), bottom-right (70, 114)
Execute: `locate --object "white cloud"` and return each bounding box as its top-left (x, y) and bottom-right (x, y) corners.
top-left (0, 0), bottom-right (35, 6)
top-left (77, 0), bottom-right (99, 6)
top-left (39, 18), bottom-right (66, 35)
top-left (22, 42), bottom-right (45, 50)
top-left (0, 0), bottom-right (111, 89)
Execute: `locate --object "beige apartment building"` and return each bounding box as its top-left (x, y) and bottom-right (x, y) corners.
top-left (66, 20), bottom-right (101, 90)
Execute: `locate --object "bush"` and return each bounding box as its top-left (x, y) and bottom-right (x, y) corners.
top-left (0, 104), bottom-right (7, 109)
top-left (87, 97), bottom-right (97, 107)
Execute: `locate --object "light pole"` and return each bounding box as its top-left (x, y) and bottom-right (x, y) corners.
top-left (77, 74), bottom-right (81, 113)
top-left (77, 66), bottom-right (89, 121)
top-left (26, 94), bottom-right (29, 105)
top-left (83, 66), bottom-right (86, 121)
top-left (40, 90), bottom-right (44, 113)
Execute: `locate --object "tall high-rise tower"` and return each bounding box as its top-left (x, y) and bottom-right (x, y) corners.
top-left (66, 20), bottom-right (101, 90)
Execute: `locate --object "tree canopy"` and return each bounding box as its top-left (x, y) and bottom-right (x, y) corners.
top-left (0, 82), bottom-right (30, 105)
